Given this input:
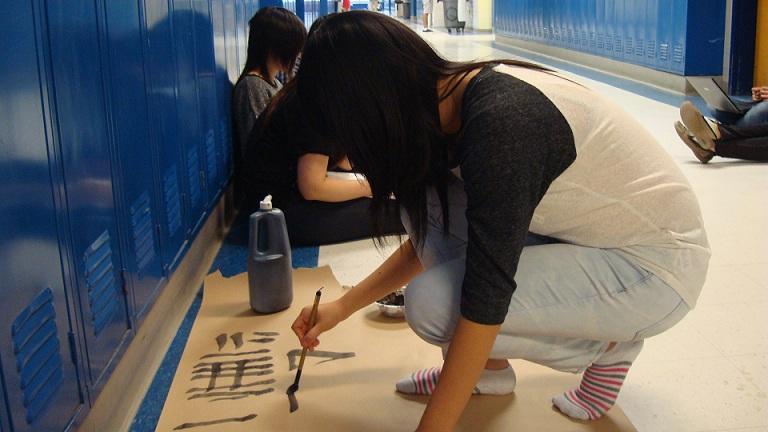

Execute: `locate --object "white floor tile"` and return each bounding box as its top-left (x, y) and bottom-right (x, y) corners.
top-left (620, 357), bottom-right (768, 431)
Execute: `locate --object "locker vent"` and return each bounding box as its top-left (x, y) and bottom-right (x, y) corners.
top-left (672, 44), bottom-right (684, 63)
top-left (205, 128), bottom-right (217, 185)
top-left (11, 287), bottom-right (64, 424)
top-left (163, 165), bottom-right (182, 236)
top-left (646, 40), bottom-right (656, 59)
top-left (130, 191), bottom-right (156, 274)
top-left (187, 146), bottom-right (201, 206)
top-left (84, 230), bottom-right (119, 336)
top-left (659, 42), bottom-right (669, 61)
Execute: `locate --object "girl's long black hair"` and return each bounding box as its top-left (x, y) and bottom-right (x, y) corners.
top-left (238, 7), bottom-right (307, 84)
top-left (296, 11), bottom-right (550, 245)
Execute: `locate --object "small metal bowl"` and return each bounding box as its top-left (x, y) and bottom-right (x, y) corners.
top-left (375, 289), bottom-right (406, 318)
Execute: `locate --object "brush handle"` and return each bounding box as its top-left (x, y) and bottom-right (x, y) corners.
top-left (297, 288), bottom-right (323, 372)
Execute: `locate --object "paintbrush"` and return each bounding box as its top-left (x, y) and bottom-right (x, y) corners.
top-left (287, 287), bottom-right (323, 412)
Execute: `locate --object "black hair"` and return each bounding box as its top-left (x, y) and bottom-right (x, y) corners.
top-left (239, 7), bottom-right (307, 83)
top-left (295, 11), bottom-right (550, 246)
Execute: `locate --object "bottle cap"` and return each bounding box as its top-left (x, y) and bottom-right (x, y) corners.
top-left (259, 195), bottom-right (273, 211)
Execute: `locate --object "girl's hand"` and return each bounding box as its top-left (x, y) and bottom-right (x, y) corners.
top-left (752, 86), bottom-right (768, 101)
top-left (291, 300), bottom-right (348, 350)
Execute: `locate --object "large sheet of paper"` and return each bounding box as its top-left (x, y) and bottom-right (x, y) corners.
top-left (156, 267), bottom-right (636, 431)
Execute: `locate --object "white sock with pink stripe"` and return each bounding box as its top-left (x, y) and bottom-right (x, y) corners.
top-left (553, 340), bottom-right (643, 420)
top-left (395, 366), bottom-right (517, 395)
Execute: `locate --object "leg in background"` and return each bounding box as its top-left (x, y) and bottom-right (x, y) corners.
top-left (282, 192), bottom-right (404, 246)
top-left (715, 121), bottom-right (768, 161)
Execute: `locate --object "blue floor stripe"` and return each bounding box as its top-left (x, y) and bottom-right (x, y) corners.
top-left (129, 289), bottom-right (202, 432)
top-left (130, 217), bottom-right (318, 431)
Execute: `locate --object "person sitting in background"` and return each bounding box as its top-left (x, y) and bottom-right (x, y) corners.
top-left (675, 88), bottom-right (768, 163)
top-left (232, 7), bottom-right (306, 178)
top-left (239, 81), bottom-right (403, 246)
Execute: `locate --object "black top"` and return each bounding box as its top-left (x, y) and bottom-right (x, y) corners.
top-left (456, 66), bottom-right (576, 325)
top-left (238, 91), bottom-right (336, 211)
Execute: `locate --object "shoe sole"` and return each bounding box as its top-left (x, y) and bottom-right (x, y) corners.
top-left (675, 121), bottom-right (714, 163)
top-left (680, 101), bottom-right (717, 151)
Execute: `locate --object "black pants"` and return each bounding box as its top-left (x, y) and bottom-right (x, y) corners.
top-left (281, 192), bottom-right (404, 246)
top-left (716, 123), bottom-right (768, 162)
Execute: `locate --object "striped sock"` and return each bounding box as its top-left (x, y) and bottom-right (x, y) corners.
top-left (553, 340), bottom-right (642, 420)
top-left (395, 366), bottom-right (516, 395)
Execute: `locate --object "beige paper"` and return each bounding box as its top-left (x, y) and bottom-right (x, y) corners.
top-left (156, 267), bottom-right (636, 431)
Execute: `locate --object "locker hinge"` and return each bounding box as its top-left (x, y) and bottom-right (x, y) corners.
top-left (120, 268), bottom-right (128, 296)
top-left (154, 223), bottom-right (162, 251)
top-left (67, 331), bottom-right (78, 367)
top-left (120, 268), bottom-right (134, 330)
top-left (67, 331), bottom-right (85, 402)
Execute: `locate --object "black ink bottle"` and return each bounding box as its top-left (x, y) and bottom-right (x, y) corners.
top-left (248, 195), bottom-right (293, 313)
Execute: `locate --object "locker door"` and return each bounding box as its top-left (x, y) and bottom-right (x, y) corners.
top-left (193, 0), bottom-right (224, 206)
top-left (223, 0), bottom-right (240, 86)
top-left (172, 0), bottom-right (209, 234)
top-left (44, 0), bottom-right (133, 398)
top-left (0, 2), bottom-right (86, 430)
top-left (142, 0), bottom-right (189, 272)
top-left (211, 0), bottom-right (235, 189)
top-left (101, 0), bottom-right (167, 321)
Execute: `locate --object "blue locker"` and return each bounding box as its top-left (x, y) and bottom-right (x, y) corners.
top-left (223, 0), bottom-right (240, 84)
top-left (0, 2), bottom-right (86, 429)
top-left (192, 0), bottom-right (225, 206)
top-left (684, 0), bottom-right (725, 75)
top-left (211, 0), bottom-right (235, 189)
top-left (655, 0), bottom-right (673, 71)
top-left (586, 0), bottom-right (597, 54)
top-left (44, 0), bottom-right (133, 398)
top-left (670, 0), bottom-right (687, 74)
top-left (99, 0), bottom-right (167, 322)
top-left (172, 0), bottom-right (209, 235)
top-left (645, 0), bottom-right (658, 67)
top-left (142, 0), bottom-right (190, 273)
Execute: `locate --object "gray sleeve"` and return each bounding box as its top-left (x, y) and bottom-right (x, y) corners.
top-left (233, 78), bottom-right (280, 159)
top-left (458, 74), bottom-right (575, 325)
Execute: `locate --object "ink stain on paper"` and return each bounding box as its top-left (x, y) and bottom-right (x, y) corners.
top-left (230, 332), bottom-right (244, 349)
top-left (173, 413), bottom-right (258, 430)
top-left (286, 349), bottom-right (356, 370)
top-left (215, 333), bottom-right (227, 351)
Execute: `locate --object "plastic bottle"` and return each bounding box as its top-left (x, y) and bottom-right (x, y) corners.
top-left (248, 195), bottom-right (293, 313)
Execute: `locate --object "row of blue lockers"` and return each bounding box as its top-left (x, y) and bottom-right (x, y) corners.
top-left (0, 0), bottom-right (274, 430)
top-left (493, 0), bottom-right (726, 76)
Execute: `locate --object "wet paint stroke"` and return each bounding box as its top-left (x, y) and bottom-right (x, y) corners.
top-left (188, 388), bottom-right (274, 401)
top-left (248, 337), bottom-right (276, 344)
top-left (201, 349), bottom-right (269, 359)
top-left (186, 378), bottom-right (276, 393)
top-left (173, 413), bottom-right (258, 430)
top-left (252, 331), bottom-right (279, 336)
top-left (230, 332), bottom-right (244, 349)
top-left (215, 333), bottom-right (227, 351)
top-left (286, 349), bottom-right (356, 370)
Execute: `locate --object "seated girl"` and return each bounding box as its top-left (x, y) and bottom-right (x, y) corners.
top-left (239, 82), bottom-right (403, 245)
top-left (232, 7), bottom-right (306, 173)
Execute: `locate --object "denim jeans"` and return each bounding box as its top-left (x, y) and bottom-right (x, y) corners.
top-left (401, 177), bottom-right (689, 373)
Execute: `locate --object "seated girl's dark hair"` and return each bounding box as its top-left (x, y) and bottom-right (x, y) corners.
top-left (239, 7), bottom-right (307, 82)
top-left (296, 11), bottom-right (550, 245)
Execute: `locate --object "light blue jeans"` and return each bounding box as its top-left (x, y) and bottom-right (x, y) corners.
top-left (402, 178), bottom-right (689, 373)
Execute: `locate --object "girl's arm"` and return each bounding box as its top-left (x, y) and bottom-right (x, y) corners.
top-left (417, 318), bottom-right (501, 431)
top-left (292, 240), bottom-right (423, 348)
top-left (297, 153), bottom-right (372, 202)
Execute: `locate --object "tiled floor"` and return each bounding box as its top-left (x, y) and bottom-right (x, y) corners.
top-left (316, 28), bottom-right (768, 432)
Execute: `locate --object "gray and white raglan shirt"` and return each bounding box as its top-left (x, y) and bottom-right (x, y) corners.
top-left (456, 65), bottom-right (710, 325)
